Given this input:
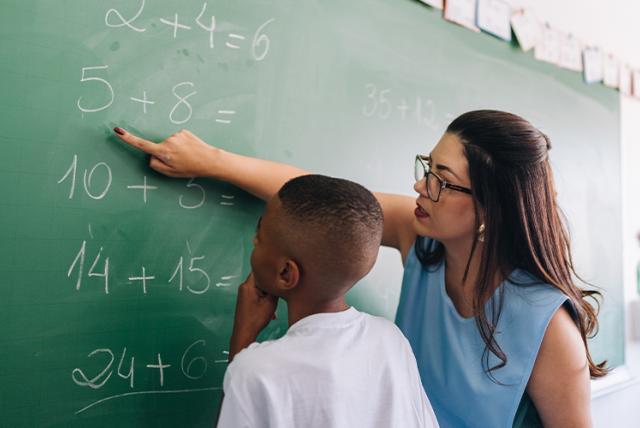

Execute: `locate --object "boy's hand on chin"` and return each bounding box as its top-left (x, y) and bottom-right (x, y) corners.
top-left (235, 273), bottom-right (278, 332)
top-left (229, 273), bottom-right (278, 361)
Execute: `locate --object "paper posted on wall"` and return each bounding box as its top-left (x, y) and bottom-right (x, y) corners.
top-left (583, 47), bottom-right (604, 84)
top-left (444, 0), bottom-right (480, 32)
top-left (633, 70), bottom-right (640, 98)
top-left (534, 24), bottom-right (561, 66)
top-left (619, 64), bottom-right (633, 95)
top-left (419, 0), bottom-right (443, 9)
top-left (511, 10), bottom-right (540, 52)
top-left (603, 54), bottom-right (620, 88)
top-left (477, 0), bottom-right (512, 41)
top-left (559, 33), bottom-right (583, 72)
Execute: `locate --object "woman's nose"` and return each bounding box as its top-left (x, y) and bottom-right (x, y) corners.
top-left (414, 177), bottom-right (427, 196)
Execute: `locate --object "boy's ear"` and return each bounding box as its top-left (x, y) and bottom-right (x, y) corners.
top-left (277, 259), bottom-right (300, 291)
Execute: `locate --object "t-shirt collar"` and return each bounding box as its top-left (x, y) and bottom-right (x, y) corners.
top-left (287, 306), bottom-right (361, 334)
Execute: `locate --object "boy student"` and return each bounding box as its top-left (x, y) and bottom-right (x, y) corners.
top-left (217, 174), bottom-right (438, 428)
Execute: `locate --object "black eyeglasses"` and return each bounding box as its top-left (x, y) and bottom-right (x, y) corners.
top-left (414, 155), bottom-right (472, 202)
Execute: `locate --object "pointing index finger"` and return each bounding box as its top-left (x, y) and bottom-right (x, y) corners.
top-left (113, 127), bottom-right (163, 156)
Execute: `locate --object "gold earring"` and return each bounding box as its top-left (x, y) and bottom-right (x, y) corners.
top-left (478, 224), bottom-right (485, 242)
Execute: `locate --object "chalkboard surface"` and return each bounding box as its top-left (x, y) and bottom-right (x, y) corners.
top-left (0, 0), bottom-right (622, 427)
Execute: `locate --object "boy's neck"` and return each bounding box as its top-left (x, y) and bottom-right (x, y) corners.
top-left (286, 297), bottom-right (350, 327)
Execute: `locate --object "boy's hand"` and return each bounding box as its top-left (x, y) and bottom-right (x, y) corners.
top-left (228, 273), bottom-right (278, 362)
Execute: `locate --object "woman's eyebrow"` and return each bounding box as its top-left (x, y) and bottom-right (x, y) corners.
top-left (429, 155), bottom-right (463, 181)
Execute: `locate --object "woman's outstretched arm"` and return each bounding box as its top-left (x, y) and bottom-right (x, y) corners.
top-left (114, 128), bottom-right (308, 200)
top-left (113, 127), bottom-right (417, 255)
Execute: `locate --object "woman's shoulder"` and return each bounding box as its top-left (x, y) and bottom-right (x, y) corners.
top-left (502, 269), bottom-right (574, 319)
top-left (506, 269), bottom-right (568, 297)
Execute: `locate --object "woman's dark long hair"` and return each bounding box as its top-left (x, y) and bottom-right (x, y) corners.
top-left (416, 110), bottom-right (608, 380)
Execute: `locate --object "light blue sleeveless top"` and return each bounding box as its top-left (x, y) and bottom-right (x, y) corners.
top-left (395, 239), bottom-right (570, 428)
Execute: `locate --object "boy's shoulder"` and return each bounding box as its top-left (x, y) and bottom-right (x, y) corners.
top-left (228, 310), bottom-right (410, 378)
top-left (225, 331), bottom-right (306, 387)
top-left (360, 311), bottom-right (412, 345)
top-left (223, 308), bottom-right (421, 410)
top-left (227, 339), bottom-right (282, 376)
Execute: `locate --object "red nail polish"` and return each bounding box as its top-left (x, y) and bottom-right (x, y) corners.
top-left (114, 127), bottom-right (125, 135)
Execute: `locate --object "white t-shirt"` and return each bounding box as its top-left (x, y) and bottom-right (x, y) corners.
top-left (217, 307), bottom-right (439, 428)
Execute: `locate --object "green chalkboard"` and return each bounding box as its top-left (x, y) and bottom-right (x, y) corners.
top-left (0, 0), bottom-right (622, 427)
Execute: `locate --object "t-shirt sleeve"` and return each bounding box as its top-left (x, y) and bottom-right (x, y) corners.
top-left (399, 329), bottom-right (440, 428)
top-left (216, 361), bottom-right (256, 428)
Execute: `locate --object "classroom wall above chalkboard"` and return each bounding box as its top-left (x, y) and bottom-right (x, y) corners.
top-left (424, 0), bottom-right (640, 97)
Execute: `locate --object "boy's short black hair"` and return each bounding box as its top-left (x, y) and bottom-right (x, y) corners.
top-left (275, 174), bottom-right (383, 294)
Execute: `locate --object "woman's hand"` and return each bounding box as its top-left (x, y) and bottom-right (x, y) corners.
top-left (114, 127), bottom-right (221, 178)
top-left (113, 126), bottom-right (309, 201)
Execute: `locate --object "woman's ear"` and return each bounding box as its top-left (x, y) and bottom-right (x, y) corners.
top-left (277, 259), bottom-right (300, 291)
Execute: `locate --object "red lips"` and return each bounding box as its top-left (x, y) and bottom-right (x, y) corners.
top-left (414, 204), bottom-right (429, 218)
